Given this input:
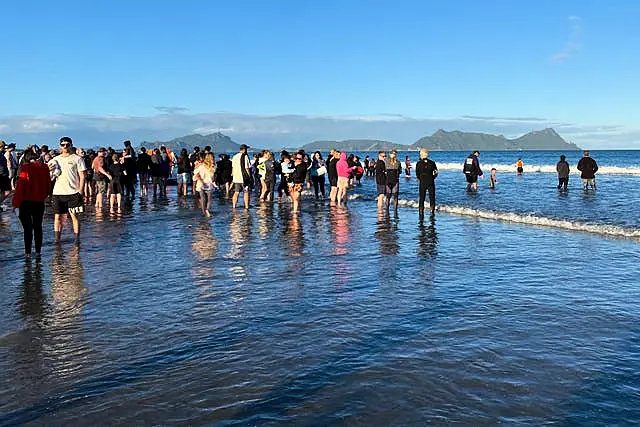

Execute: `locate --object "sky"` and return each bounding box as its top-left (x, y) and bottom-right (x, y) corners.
top-left (1, 0), bottom-right (639, 148)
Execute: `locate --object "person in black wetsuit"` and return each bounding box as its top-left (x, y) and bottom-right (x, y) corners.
top-left (415, 148), bottom-right (439, 216)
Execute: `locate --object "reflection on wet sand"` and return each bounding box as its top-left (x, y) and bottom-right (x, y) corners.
top-left (19, 260), bottom-right (48, 323)
top-left (417, 215), bottom-right (438, 259)
top-left (48, 246), bottom-right (90, 381)
top-left (191, 221), bottom-right (218, 261)
top-left (256, 204), bottom-right (276, 240)
top-left (329, 205), bottom-right (351, 257)
top-left (329, 205), bottom-right (353, 297)
top-left (375, 208), bottom-right (400, 256)
top-left (227, 212), bottom-right (252, 284)
top-left (191, 221), bottom-right (218, 302)
top-left (280, 212), bottom-right (306, 277)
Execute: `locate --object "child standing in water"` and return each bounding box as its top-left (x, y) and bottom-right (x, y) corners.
top-left (489, 168), bottom-right (498, 189)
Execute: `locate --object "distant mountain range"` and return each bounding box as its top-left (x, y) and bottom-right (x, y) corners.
top-left (141, 132), bottom-right (240, 153)
top-left (303, 128), bottom-right (580, 152)
top-left (142, 128), bottom-right (580, 154)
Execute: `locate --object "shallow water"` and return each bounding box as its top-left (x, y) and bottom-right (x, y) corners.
top-left (1, 188), bottom-right (640, 425)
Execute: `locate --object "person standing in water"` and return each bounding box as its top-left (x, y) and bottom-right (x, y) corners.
top-left (384, 150), bottom-right (402, 210)
top-left (290, 153), bottom-right (308, 213)
top-left (12, 149), bottom-right (51, 256)
top-left (463, 150), bottom-right (483, 192)
top-left (375, 151), bottom-right (386, 208)
top-left (404, 155), bottom-right (412, 178)
top-left (108, 153), bottom-right (125, 213)
top-left (556, 155), bottom-right (570, 191)
top-left (489, 168), bottom-right (498, 189)
top-left (327, 149), bottom-right (340, 202)
top-left (516, 158), bottom-right (524, 175)
top-left (336, 152), bottom-right (354, 205)
top-left (48, 137), bottom-right (86, 244)
top-left (231, 144), bottom-right (252, 209)
top-left (415, 148), bottom-right (438, 216)
top-left (193, 152), bottom-right (216, 216)
top-left (577, 150), bottom-right (598, 191)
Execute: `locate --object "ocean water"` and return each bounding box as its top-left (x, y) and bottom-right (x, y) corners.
top-left (1, 150), bottom-right (639, 425)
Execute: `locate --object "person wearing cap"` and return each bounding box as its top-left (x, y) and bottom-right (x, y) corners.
top-left (12, 149), bottom-right (51, 256)
top-left (48, 137), bottom-right (87, 244)
top-left (0, 141), bottom-right (11, 209)
top-left (556, 154), bottom-right (570, 191)
top-left (92, 147), bottom-right (112, 209)
top-left (231, 144), bottom-right (252, 209)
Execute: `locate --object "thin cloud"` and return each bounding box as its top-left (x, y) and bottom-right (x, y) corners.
top-left (461, 115), bottom-right (548, 122)
top-left (552, 16), bottom-right (583, 62)
top-left (0, 112), bottom-right (636, 149)
top-left (155, 106), bottom-right (190, 114)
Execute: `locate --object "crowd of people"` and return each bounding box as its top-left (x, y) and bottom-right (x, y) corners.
top-left (1, 136), bottom-right (600, 258)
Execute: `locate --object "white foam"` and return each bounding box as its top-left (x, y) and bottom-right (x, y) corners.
top-left (402, 200), bottom-right (640, 239)
top-left (435, 162), bottom-right (640, 176)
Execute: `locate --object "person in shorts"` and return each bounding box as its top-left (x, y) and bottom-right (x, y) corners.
top-left (92, 147), bottom-right (112, 209)
top-left (48, 137), bottom-right (86, 244)
top-left (231, 144), bottom-right (252, 209)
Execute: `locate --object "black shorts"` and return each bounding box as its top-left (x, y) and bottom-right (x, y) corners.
top-left (329, 177), bottom-right (338, 187)
top-left (0, 175), bottom-right (10, 192)
top-left (465, 174), bottom-right (478, 184)
top-left (376, 184), bottom-right (386, 196)
top-left (52, 193), bottom-right (84, 215)
top-left (517, 167), bottom-right (523, 173)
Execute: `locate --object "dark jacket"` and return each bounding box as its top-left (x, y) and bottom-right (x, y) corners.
top-left (416, 158), bottom-right (438, 185)
top-left (556, 160), bottom-right (570, 178)
top-left (327, 157), bottom-right (339, 183)
top-left (375, 159), bottom-right (386, 185)
top-left (137, 152), bottom-right (151, 174)
top-left (292, 162), bottom-right (308, 184)
top-left (463, 154), bottom-right (482, 177)
top-left (577, 156), bottom-right (598, 179)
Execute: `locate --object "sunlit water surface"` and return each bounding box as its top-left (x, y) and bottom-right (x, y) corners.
top-left (1, 177), bottom-right (640, 425)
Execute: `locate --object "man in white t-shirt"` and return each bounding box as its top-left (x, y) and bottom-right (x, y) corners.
top-left (231, 144), bottom-right (252, 209)
top-left (48, 137), bottom-right (86, 243)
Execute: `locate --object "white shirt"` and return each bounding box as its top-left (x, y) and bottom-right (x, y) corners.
top-left (231, 152), bottom-right (250, 184)
top-left (50, 154), bottom-right (86, 195)
top-left (194, 163), bottom-right (214, 192)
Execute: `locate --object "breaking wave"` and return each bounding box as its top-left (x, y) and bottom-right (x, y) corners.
top-left (434, 163), bottom-right (640, 176)
top-left (393, 199), bottom-right (640, 239)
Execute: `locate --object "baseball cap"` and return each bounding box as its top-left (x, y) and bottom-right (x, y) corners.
top-left (98, 147), bottom-right (106, 152)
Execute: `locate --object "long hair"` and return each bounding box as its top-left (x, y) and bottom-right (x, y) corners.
top-left (204, 153), bottom-right (215, 173)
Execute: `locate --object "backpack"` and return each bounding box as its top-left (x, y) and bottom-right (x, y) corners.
top-left (463, 156), bottom-right (475, 175)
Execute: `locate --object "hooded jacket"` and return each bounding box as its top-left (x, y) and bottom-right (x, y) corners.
top-left (336, 152), bottom-right (353, 178)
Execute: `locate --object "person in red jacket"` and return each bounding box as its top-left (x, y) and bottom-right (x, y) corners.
top-left (12, 149), bottom-right (51, 256)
